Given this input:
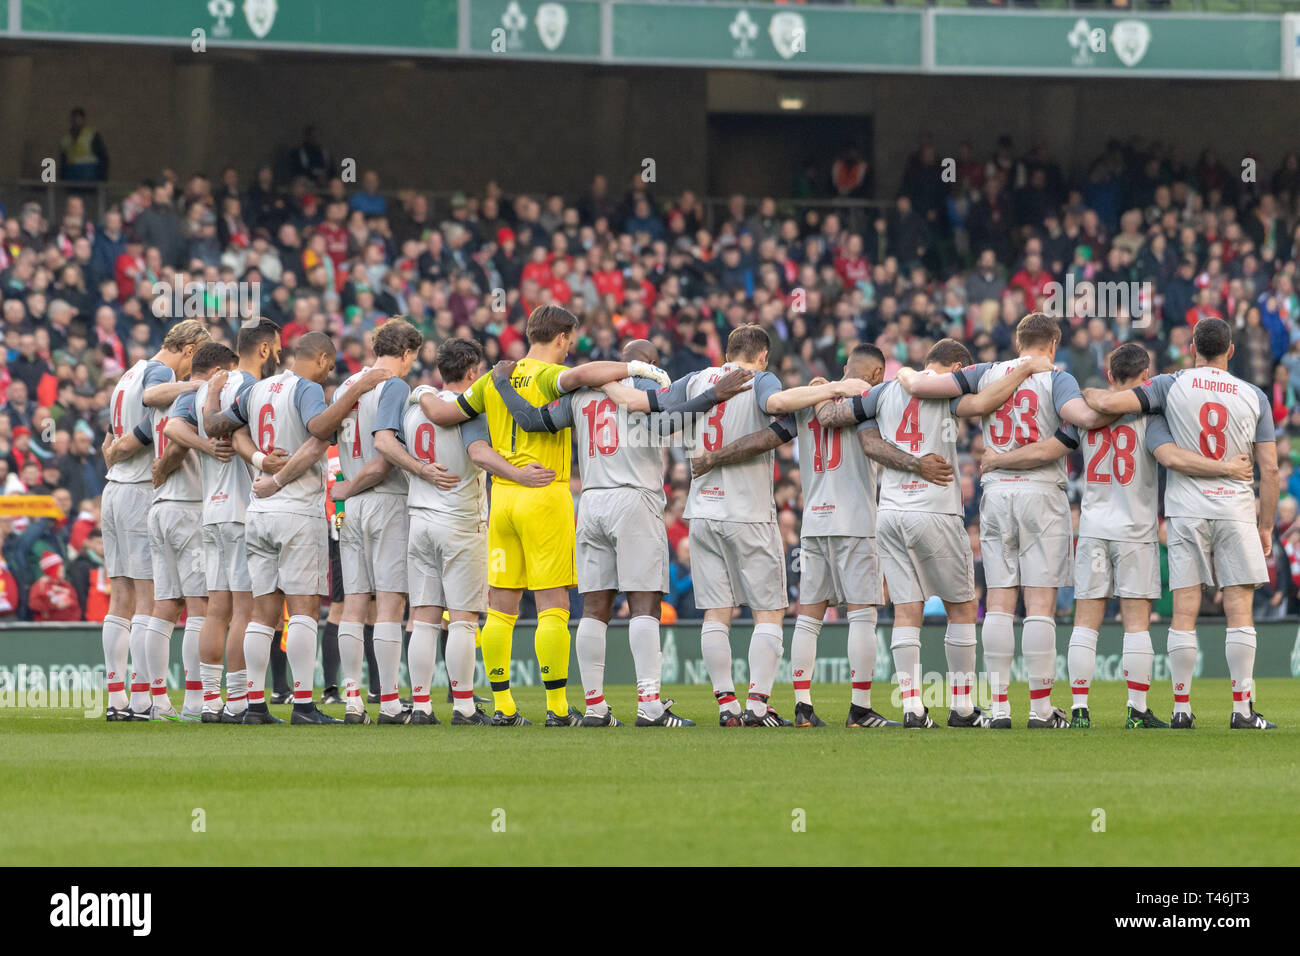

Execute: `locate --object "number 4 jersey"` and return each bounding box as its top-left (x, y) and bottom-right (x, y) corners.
top-left (860, 375), bottom-right (963, 516)
top-left (1135, 367), bottom-right (1272, 523)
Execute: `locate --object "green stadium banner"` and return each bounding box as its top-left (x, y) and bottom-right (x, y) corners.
top-left (931, 10), bottom-right (1282, 78)
top-left (3, 622), bottom-right (1297, 704)
top-left (468, 0), bottom-right (602, 60)
top-left (19, 0), bottom-right (458, 52)
top-left (611, 2), bottom-right (922, 72)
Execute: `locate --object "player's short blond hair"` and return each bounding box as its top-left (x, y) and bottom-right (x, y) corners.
top-left (161, 319), bottom-right (211, 352)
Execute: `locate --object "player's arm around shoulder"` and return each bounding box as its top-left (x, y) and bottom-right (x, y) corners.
top-left (689, 415), bottom-right (794, 479)
top-left (980, 425), bottom-right (1075, 476)
top-left (492, 361), bottom-right (572, 433)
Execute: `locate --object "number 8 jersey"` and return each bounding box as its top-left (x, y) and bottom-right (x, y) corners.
top-left (1135, 367), bottom-right (1272, 523)
top-left (964, 361), bottom-right (1083, 490)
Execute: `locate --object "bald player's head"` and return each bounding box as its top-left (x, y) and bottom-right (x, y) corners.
top-left (622, 339), bottom-right (658, 366)
top-left (294, 331), bottom-right (337, 384)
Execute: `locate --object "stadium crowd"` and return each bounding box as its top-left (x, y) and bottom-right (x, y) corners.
top-left (4, 127), bottom-right (1300, 623)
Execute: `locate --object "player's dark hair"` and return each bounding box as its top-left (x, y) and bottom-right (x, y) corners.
top-left (1193, 316), bottom-right (1233, 359)
top-left (373, 318), bottom-right (423, 358)
top-left (849, 343), bottom-right (886, 368)
top-left (1015, 311), bottom-right (1061, 350)
top-left (725, 324), bottom-right (771, 363)
top-left (191, 342), bottom-right (237, 377)
top-left (295, 331), bottom-right (335, 361)
top-left (436, 339), bottom-right (483, 384)
top-left (525, 305), bottom-right (578, 345)
top-left (236, 318), bottom-right (281, 357)
top-left (1107, 342), bottom-right (1149, 383)
top-left (924, 337), bottom-right (973, 368)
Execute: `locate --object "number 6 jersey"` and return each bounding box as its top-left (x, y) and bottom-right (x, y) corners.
top-left (1135, 367), bottom-right (1272, 523)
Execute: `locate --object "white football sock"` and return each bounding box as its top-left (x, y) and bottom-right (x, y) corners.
top-left (372, 621), bottom-right (402, 715)
top-left (890, 625), bottom-right (923, 716)
top-left (224, 668), bottom-right (247, 714)
top-left (944, 620), bottom-right (977, 717)
top-left (102, 614), bottom-right (131, 710)
top-left (200, 662), bottom-right (224, 713)
top-left (847, 607), bottom-right (877, 708)
top-left (628, 615), bottom-right (663, 719)
top-left (746, 622), bottom-right (783, 716)
top-left (242, 622), bottom-right (275, 707)
top-left (408, 621), bottom-right (439, 714)
top-left (338, 620), bottom-right (366, 712)
top-left (1167, 629), bottom-right (1198, 716)
top-left (1023, 616), bottom-right (1057, 719)
top-left (1225, 626), bottom-right (1257, 717)
top-left (790, 614), bottom-right (822, 706)
top-left (700, 620), bottom-right (738, 712)
top-left (182, 616), bottom-right (204, 713)
top-left (1067, 626), bottom-right (1099, 710)
top-left (128, 614), bottom-right (152, 712)
top-left (144, 616), bottom-right (175, 712)
top-left (445, 620), bottom-right (478, 716)
top-left (1122, 631), bottom-right (1153, 712)
top-left (981, 611), bottom-right (1014, 718)
top-left (576, 616), bottom-right (608, 715)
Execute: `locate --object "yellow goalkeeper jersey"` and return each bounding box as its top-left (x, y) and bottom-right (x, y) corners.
top-left (455, 357), bottom-right (570, 487)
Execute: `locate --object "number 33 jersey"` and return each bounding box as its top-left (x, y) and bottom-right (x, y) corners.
top-left (1135, 367), bottom-right (1272, 523)
top-left (965, 361), bottom-right (1082, 491)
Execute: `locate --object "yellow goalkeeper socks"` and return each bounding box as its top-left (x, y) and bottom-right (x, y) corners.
top-left (482, 608), bottom-right (518, 716)
top-left (535, 607), bottom-right (572, 714)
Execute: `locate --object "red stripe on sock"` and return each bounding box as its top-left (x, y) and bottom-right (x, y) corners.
top-left (293, 690), bottom-right (313, 701)
top-left (107, 681), bottom-right (125, 692)
top-left (792, 680), bottom-right (811, 690)
top-left (851, 681), bottom-right (871, 690)
top-left (1232, 691), bottom-right (1249, 701)
top-left (1029, 688), bottom-right (1053, 699)
top-left (380, 692), bottom-right (399, 702)
top-left (716, 694), bottom-right (736, 705)
top-left (638, 693), bottom-right (659, 702)
top-left (346, 689), bottom-right (361, 698)
top-left (203, 692), bottom-right (221, 701)
top-left (131, 682), bottom-right (149, 693)
top-left (248, 690), bottom-right (265, 701)
top-left (452, 690), bottom-right (474, 700)
top-left (1126, 681), bottom-right (1149, 692)
top-left (951, 685), bottom-right (971, 695)
top-left (994, 693), bottom-right (1008, 702)
top-left (585, 694), bottom-right (605, 705)
top-left (185, 681), bottom-right (201, 690)
top-left (1174, 693), bottom-right (1190, 703)
top-left (1073, 687), bottom-right (1089, 697)
top-left (227, 693), bottom-right (246, 702)
top-left (151, 686), bottom-right (168, 696)
top-left (412, 694), bottom-right (430, 703)
top-left (901, 688), bottom-right (919, 699)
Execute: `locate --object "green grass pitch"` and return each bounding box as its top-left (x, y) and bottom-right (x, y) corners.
top-left (3, 680), bottom-right (1298, 866)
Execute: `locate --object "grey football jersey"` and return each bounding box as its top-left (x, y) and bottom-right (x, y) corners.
top-left (966, 361), bottom-right (1081, 490)
top-left (1067, 413), bottom-right (1160, 542)
top-left (1138, 367), bottom-right (1272, 523)
top-left (234, 370), bottom-right (327, 519)
top-left (335, 369), bottom-right (409, 497)
top-left (150, 392), bottom-right (203, 503)
top-left (863, 377), bottom-right (963, 516)
top-left (793, 404), bottom-right (876, 537)
top-left (402, 386), bottom-right (489, 525)
top-left (683, 366), bottom-right (786, 524)
top-left (568, 377), bottom-right (667, 506)
top-left (107, 359), bottom-right (173, 484)
top-left (196, 371), bottom-right (255, 526)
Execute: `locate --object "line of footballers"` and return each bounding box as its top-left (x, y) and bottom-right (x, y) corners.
top-left (94, 305), bottom-right (1279, 730)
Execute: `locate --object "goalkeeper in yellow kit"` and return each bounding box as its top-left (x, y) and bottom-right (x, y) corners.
top-left (419, 305), bottom-right (671, 725)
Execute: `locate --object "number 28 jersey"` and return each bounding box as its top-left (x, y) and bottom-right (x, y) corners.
top-left (1061, 413), bottom-right (1159, 543)
top-left (1136, 367), bottom-right (1272, 523)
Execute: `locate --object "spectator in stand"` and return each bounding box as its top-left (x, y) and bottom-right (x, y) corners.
top-left (57, 107), bottom-right (109, 182)
top-left (28, 552), bottom-right (80, 622)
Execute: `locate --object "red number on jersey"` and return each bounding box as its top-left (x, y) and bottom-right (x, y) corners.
top-left (258, 403), bottom-right (276, 453)
top-left (581, 398), bottom-right (619, 457)
top-left (155, 416), bottom-right (169, 454)
top-left (808, 417), bottom-right (843, 473)
top-left (349, 404), bottom-right (362, 459)
top-left (413, 423), bottom-right (436, 464)
top-left (1198, 402), bottom-right (1228, 460)
top-left (989, 388), bottom-right (1040, 447)
top-left (112, 391), bottom-right (125, 439)
top-left (895, 396), bottom-right (923, 452)
top-left (702, 401), bottom-right (726, 452)
top-left (1085, 424), bottom-right (1137, 486)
